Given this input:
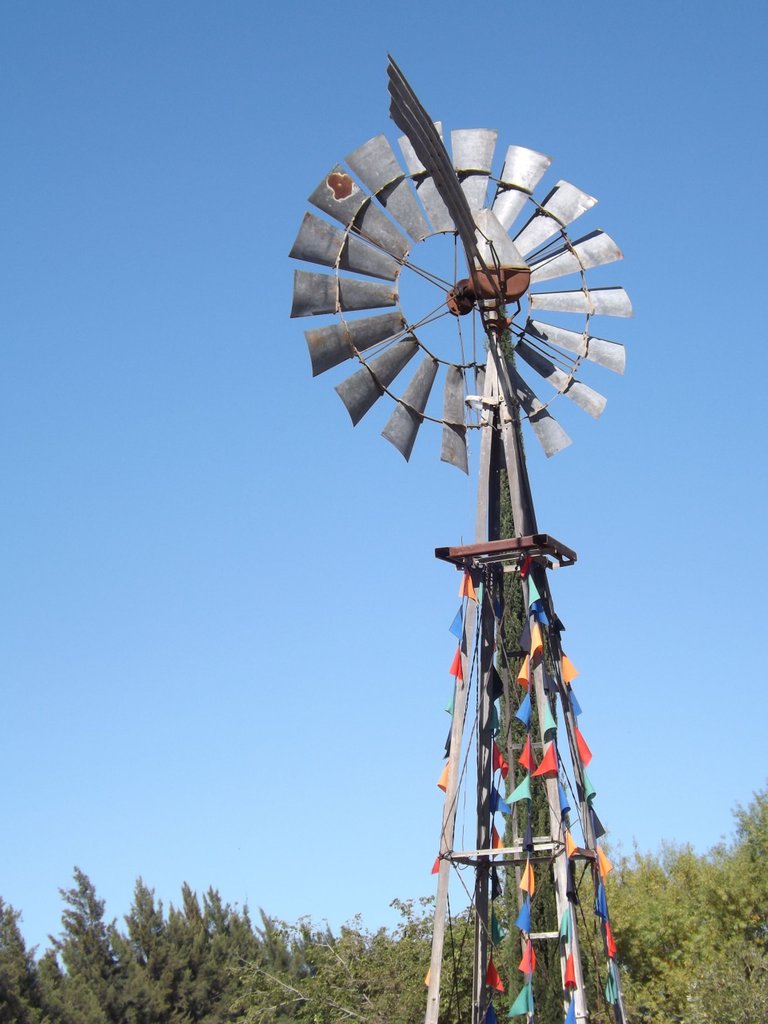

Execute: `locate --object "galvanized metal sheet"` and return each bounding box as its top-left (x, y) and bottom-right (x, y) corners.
top-left (452, 128), bottom-right (497, 210)
top-left (381, 353), bottom-right (439, 460)
top-left (513, 180), bottom-right (597, 257)
top-left (305, 311), bottom-right (404, 377)
top-left (505, 363), bottom-right (572, 457)
top-left (529, 287), bottom-right (633, 318)
top-left (398, 120), bottom-right (444, 175)
top-left (387, 58), bottom-right (480, 263)
top-left (528, 319), bottom-right (626, 374)
top-left (346, 136), bottom-right (430, 243)
top-left (290, 270), bottom-right (397, 318)
top-left (398, 122), bottom-right (455, 233)
top-left (492, 146), bottom-right (552, 231)
top-left (335, 337), bottom-right (419, 424)
top-left (309, 165), bottom-right (368, 226)
top-left (529, 230), bottom-right (623, 284)
top-left (289, 212), bottom-right (399, 280)
top-left (473, 209), bottom-right (528, 270)
top-left (517, 340), bottom-right (606, 418)
top-left (440, 364), bottom-right (468, 473)
top-left (353, 203), bottom-right (410, 259)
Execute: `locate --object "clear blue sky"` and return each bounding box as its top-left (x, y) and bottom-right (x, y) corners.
top-left (1, 1), bottom-right (766, 954)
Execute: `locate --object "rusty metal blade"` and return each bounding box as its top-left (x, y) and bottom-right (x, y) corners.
top-left (517, 340), bottom-right (607, 417)
top-left (305, 311), bottom-right (405, 377)
top-left (334, 337), bottom-right (419, 425)
top-left (387, 56), bottom-right (480, 265)
top-left (513, 180), bottom-right (597, 257)
top-left (528, 319), bottom-right (626, 374)
top-left (346, 134), bottom-right (430, 242)
top-left (381, 353), bottom-right (439, 460)
top-left (289, 212), bottom-right (399, 280)
top-left (529, 230), bottom-right (623, 284)
top-left (529, 287), bottom-right (633, 318)
top-left (309, 166), bottom-right (409, 259)
top-left (291, 270), bottom-right (398, 318)
top-left (492, 145), bottom-right (552, 230)
top-left (506, 363), bottom-right (572, 456)
top-left (451, 128), bottom-right (497, 210)
top-left (440, 364), bottom-right (468, 473)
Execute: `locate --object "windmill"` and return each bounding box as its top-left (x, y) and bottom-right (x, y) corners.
top-left (289, 56), bottom-right (631, 1024)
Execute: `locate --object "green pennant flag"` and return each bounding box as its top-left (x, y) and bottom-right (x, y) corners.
top-left (583, 770), bottom-right (597, 804)
top-left (509, 774), bottom-right (532, 803)
top-left (492, 704), bottom-right (500, 736)
top-left (527, 576), bottom-right (541, 606)
top-left (543, 703), bottom-right (557, 739)
top-left (604, 962), bottom-right (618, 1004)
top-left (491, 909), bottom-right (504, 945)
top-left (508, 982), bottom-right (533, 1017)
top-left (445, 691), bottom-right (455, 715)
top-left (559, 907), bottom-right (571, 942)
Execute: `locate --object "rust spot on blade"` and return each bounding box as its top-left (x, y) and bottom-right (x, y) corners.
top-left (326, 171), bottom-right (354, 201)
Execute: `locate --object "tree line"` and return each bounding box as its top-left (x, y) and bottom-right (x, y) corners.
top-left (1, 788), bottom-right (767, 1023)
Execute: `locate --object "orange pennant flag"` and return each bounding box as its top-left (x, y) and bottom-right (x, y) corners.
top-left (491, 824), bottom-right (503, 850)
top-left (575, 727), bottom-right (593, 767)
top-left (424, 966), bottom-right (431, 986)
top-left (597, 846), bottom-right (613, 879)
top-left (532, 742), bottom-right (558, 778)
top-left (519, 859), bottom-right (536, 896)
top-left (486, 958), bottom-right (505, 992)
top-left (530, 621), bottom-right (544, 660)
top-left (518, 736), bottom-right (537, 772)
top-left (565, 829), bottom-right (578, 858)
top-left (459, 572), bottom-right (477, 602)
top-left (431, 856), bottom-right (440, 875)
top-left (564, 952), bottom-right (577, 990)
top-left (518, 939), bottom-right (537, 974)
top-left (605, 921), bottom-right (617, 959)
top-left (493, 741), bottom-right (509, 779)
top-left (516, 655), bottom-right (530, 690)
top-left (449, 647), bottom-right (463, 681)
top-left (437, 763), bottom-right (449, 792)
top-left (561, 653), bottom-right (578, 685)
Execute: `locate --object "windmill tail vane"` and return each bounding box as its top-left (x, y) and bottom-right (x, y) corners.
top-left (289, 55), bottom-right (632, 1024)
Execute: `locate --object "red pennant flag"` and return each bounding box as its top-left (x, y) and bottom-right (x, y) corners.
top-left (575, 727), bottom-right (592, 766)
top-left (459, 573), bottom-right (477, 602)
top-left (520, 555), bottom-right (532, 579)
top-left (518, 736), bottom-right (537, 772)
top-left (561, 653), bottom-right (578, 685)
top-left (449, 647), bottom-right (463, 681)
top-left (518, 939), bottom-right (537, 974)
top-left (492, 741), bottom-right (509, 779)
top-left (532, 742), bottom-right (558, 778)
top-left (516, 655), bottom-right (530, 690)
top-left (431, 856), bottom-right (440, 875)
top-left (564, 952), bottom-right (577, 990)
top-left (605, 921), bottom-right (617, 959)
top-left (486, 958), bottom-right (505, 992)
top-left (436, 763), bottom-right (449, 792)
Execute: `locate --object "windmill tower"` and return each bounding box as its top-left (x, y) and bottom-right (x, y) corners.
top-left (290, 57), bottom-right (631, 1024)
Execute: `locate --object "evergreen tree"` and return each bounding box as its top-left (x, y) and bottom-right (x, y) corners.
top-left (0, 899), bottom-right (42, 1024)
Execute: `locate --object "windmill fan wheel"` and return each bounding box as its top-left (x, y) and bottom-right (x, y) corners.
top-left (289, 106), bottom-right (632, 470)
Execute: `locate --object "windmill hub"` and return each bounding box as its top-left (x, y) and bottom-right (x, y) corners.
top-left (446, 267), bottom-right (532, 317)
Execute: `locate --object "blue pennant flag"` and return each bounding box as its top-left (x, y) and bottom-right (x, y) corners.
top-left (558, 781), bottom-right (571, 817)
top-left (449, 607), bottom-right (463, 640)
top-left (486, 1005), bottom-right (497, 1024)
top-left (531, 600), bottom-right (549, 625)
top-left (514, 897), bottom-right (531, 933)
top-left (595, 880), bottom-right (608, 920)
top-left (515, 692), bottom-right (532, 728)
top-left (565, 999), bottom-right (576, 1024)
top-left (490, 787), bottom-right (512, 815)
top-left (569, 687), bottom-right (583, 717)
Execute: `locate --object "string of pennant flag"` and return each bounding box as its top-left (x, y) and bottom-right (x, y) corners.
top-left (434, 562), bottom-right (622, 1022)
